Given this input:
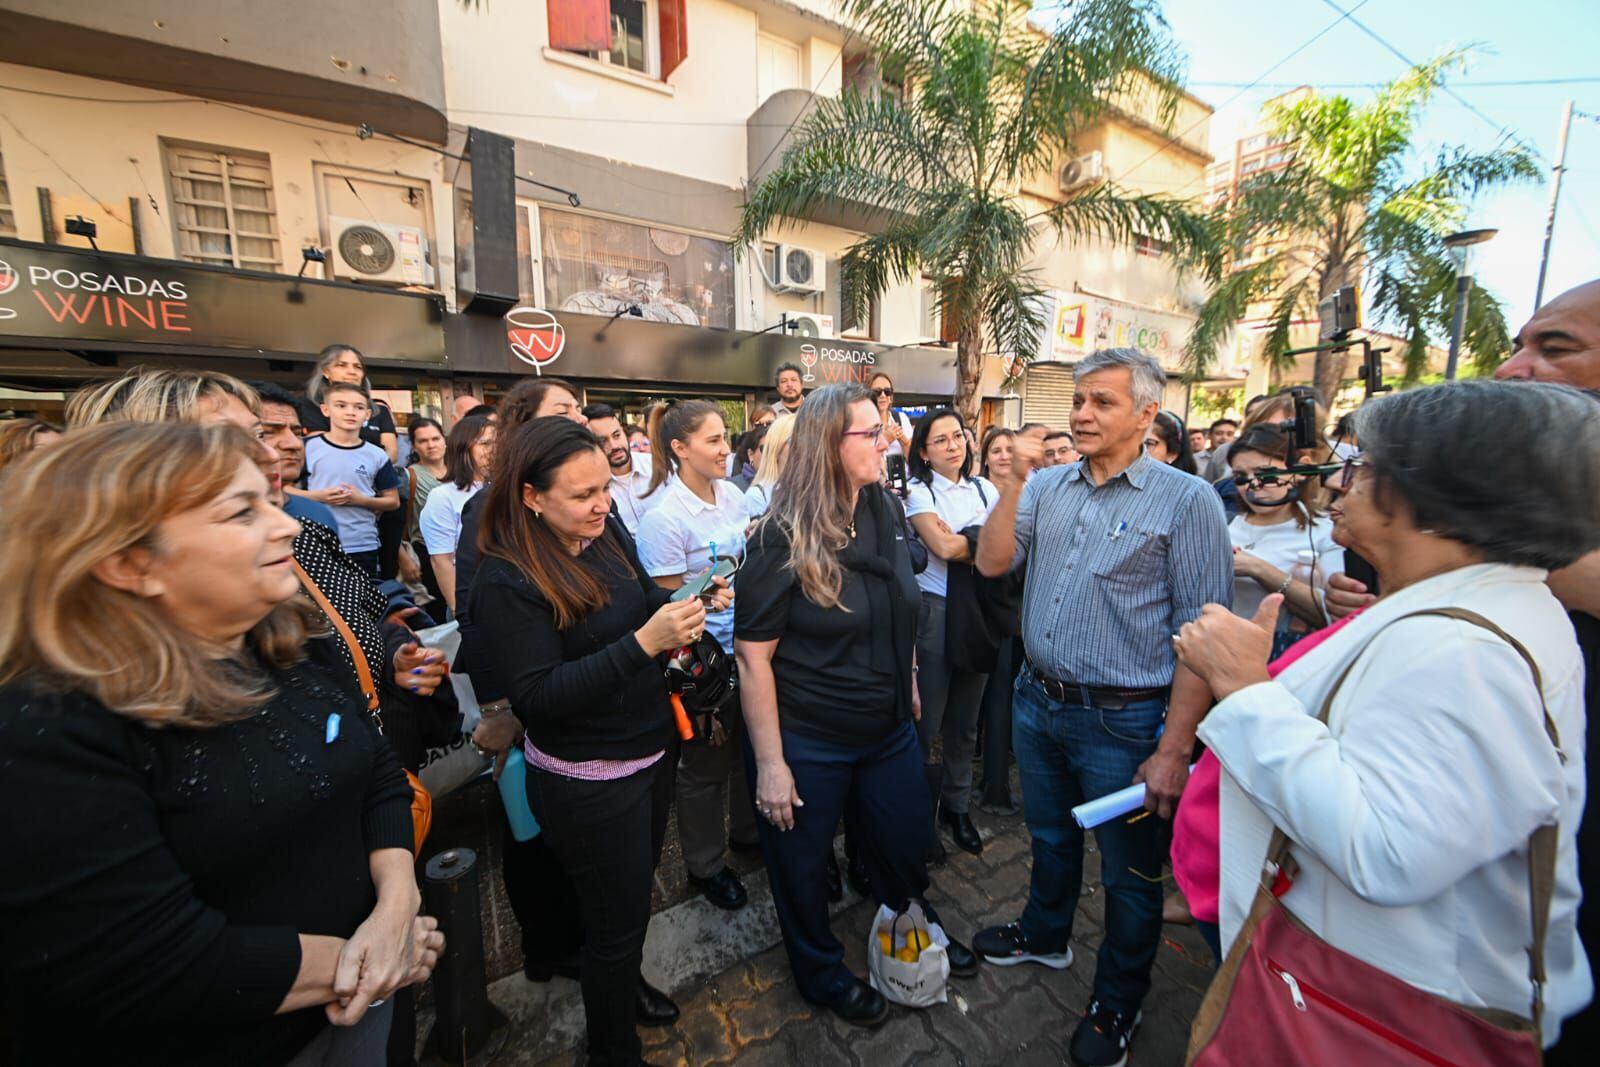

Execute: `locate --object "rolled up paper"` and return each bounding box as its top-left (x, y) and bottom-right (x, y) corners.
top-left (1071, 765), bottom-right (1197, 828)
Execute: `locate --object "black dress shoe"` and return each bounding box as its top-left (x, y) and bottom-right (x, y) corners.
top-left (635, 978), bottom-right (679, 1026)
top-left (828, 979), bottom-right (888, 1027)
top-left (523, 950), bottom-right (581, 982)
top-left (688, 866), bottom-right (748, 911)
top-left (845, 857), bottom-right (871, 898)
top-left (939, 804), bottom-right (984, 855)
top-left (824, 851), bottom-right (844, 903)
top-left (915, 898), bottom-right (978, 978)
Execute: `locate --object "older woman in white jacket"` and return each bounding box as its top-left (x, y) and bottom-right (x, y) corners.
top-left (1174, 380), bottom-right (1598, 1048)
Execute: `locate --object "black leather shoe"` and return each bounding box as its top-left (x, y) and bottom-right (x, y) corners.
top-left (824, 851), bottom-right (844, 903)
top-left (915, 898), bottom-right (978, 977)
top-left (523, 951), bottom-right (581, 982)
top-left (924, 836), bottom-right (948, 867)
top-left (635, 978), bottom-right (679, 1026)
top-left (688, 866), bottom-right (748, 911)
top-left (828, 979), bottom-right (888, 1027)
top-left (845, 857), bottom-right (871, 898)
top-left (939, 804), bottom-right (984, 855)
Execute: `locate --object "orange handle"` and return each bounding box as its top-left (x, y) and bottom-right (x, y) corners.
top-left (670, 692), bottom-right (694, 741)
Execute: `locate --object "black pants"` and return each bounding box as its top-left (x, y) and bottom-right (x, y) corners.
top-left (347, 550), bottom-right (382, 580)
top-left (743, 720), bottom-right (931, 1005)
top-left (499, 813), bottom-right (586, 967)
top-left (978, 636), bottom-right (1023, 805)
top-left (526, 758), bottom-right (671, 1066)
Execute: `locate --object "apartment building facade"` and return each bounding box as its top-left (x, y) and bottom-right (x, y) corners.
top-left (0, 0), bottom-right (1213, 429)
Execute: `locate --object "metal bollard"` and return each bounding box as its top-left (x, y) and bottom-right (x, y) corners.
top-left (423, 847), bottom-right (508, 1064)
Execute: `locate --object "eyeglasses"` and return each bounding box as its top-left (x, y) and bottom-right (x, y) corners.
top-left (842, 425), bottom-right (885, 442)
top-left (871, 387), bottom-right (894, 398)
top-left (1337, 456), bottom-right (1372, 485)
top-left (926, 434), bottom-right (962, 449)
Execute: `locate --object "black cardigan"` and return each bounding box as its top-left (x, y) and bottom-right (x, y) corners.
top-left (470, 518), bottom-right (675, 761)
top-left (0, 652), bottom-right (415, 1066)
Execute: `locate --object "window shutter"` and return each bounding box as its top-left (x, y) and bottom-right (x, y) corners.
top-left (1022, 363), bottom-right (1076, 429)
top-left (659, 0), bottom-right (689, 80)
top-left (547, 0), bottom-right (611, 53)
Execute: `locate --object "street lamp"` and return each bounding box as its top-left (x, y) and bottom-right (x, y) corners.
top-left (1442, 227), bottom-right (1498, 380)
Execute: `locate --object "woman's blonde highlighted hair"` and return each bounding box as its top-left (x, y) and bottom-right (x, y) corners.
top-left (66, 367), bottom-right (261, 429)
top-left (763, 383), bottom-right (872, 610)
top-left (0, 422), bottom-right (317, 726)
top-left (749, 412), bottom-right (796, 489)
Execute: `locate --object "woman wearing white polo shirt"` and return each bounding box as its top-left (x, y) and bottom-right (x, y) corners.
top-left (904, 408), bottom-right (998, 860)
top-left (636, 399), bottom-right (760, 912)
top-left (419, 412), bottom-right (494, 615)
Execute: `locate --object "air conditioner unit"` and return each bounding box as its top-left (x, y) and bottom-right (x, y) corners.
top-left (787, 312), bottom-right (834, 339)
top-left (1058, 151), bottom-right (1105, 196)
top-left (774, 245), bottom-right (827, 294)
top-left (328, 216), bottom-right (435, 286)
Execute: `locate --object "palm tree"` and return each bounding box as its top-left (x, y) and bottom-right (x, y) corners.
top-left (735, 0), bottom-right (1220, 423)
top-left (1185, 51), bottom-right (1539, 400)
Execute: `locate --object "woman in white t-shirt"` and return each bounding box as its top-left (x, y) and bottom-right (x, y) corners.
top-left (904, 408), bottom-right (998, 860)
top-left (1226, 423), bottom-right (1341, 655)
top-left (635, 399), bottom-right (758, 909)
top-left (419, 413), bottom-right (495, 615)
top-left (869, 372), bottom-right (915, 458)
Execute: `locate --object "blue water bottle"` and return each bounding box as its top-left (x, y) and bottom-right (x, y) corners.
top-left (498, 747), bottom-right (542, 842)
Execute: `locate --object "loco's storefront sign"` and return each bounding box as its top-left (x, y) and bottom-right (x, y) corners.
top-left (0, 239), bottom-right (444, 363)
top-left (1034, 290), bottom-right (1194, 372)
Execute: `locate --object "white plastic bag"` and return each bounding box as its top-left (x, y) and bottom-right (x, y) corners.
top-left (866, 901), bottom-right (950, 1008)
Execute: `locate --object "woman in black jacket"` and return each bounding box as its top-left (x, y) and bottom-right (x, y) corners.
top-left (0, 422), bottom-right (442, 1066)
top-left (471, 417), bottom-right (727, 1067)
top-left (735, 384), bottom-right (977, 1028)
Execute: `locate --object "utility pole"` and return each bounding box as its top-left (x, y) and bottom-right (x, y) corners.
top-left (1532, 100), bottom-right (1574, 311)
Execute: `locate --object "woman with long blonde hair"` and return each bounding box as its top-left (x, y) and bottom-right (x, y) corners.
top-left (735, 383), bottom-right (978, 1026)
top-left (0, 422), bottom-right (441, 1065)
top-left (743, 411), bottom-right (796, 518)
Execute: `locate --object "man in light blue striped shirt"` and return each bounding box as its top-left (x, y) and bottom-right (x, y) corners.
top-left (972, 348), bottom-right (1232, 1066)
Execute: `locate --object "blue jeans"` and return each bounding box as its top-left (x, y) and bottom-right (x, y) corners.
top-left (1013, 670), bottom-right (1167, 1013)
top-left (743, 721), bottom-right (931, 1005)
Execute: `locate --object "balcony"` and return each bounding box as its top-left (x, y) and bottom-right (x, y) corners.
top-left (746, 88), bottom-right (904, 233)
top-left (0, 0), bottom-right (448, 141)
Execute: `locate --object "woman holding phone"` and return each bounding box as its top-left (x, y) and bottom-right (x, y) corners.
top-left (636, 399), bottom-right (758, 911)
top-left (472, 417), bottom-right (729, 1066)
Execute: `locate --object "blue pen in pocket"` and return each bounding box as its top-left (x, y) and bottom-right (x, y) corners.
top-left (1110, 520), bottom-right (1129, 540)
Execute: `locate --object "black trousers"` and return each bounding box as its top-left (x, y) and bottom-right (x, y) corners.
top-left (743, 720), bottom-right (931, 1005)
top-left (526, 758), bottom-right (672, 1067)
top-left (499, 813), bottom-right (586, 966)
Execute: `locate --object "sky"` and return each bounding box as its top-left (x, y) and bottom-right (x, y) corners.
top-left (1036, 0), bottom-right (1600, 337)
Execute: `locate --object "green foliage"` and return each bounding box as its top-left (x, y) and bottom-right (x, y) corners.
top-left (1188, 385), bottom-right (1245, 422)
top-left (1185, 49), bottom-right (1538, 397)
top-left (736, 0), bottom-right (1220, 418)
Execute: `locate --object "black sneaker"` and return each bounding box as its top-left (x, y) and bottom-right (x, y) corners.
top-left (1068, 998), bottom-right (1142, 1067)
top-left (971, 921), bottom-right (1073, 969)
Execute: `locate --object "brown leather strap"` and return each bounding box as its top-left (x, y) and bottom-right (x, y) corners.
top-left (403, 465), bottom-right (417, 535)
top-left (1257, 606), bottom-right (1562, 1027)
top-left (291, 558), bottom-right (380, 714)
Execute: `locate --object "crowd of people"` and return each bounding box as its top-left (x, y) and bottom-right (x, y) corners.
top-left (0, 278), bottom-right (1597, 1067)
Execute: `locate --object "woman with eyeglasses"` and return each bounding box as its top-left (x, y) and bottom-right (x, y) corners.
top-left (1144, 410), bottom-right (1199, 476)
top-left (869, 372), bottom-right (913, 458)
top-left (904, 407), bottom-right (999, 861)
top-left (736, 383), bottom-right (977, 1028)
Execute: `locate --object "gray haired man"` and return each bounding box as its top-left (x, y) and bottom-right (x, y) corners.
top-left (972, 348), bottom-right (1232, 1067)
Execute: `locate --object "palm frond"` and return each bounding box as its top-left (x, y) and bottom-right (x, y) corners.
top-left (1033, 182), bottom-right (1220, 280)
top-left (1182, 257), bottom-right (1283, 380)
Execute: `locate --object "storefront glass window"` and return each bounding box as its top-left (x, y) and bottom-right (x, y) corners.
top-left (540, 208), bottom-right (734, 329)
